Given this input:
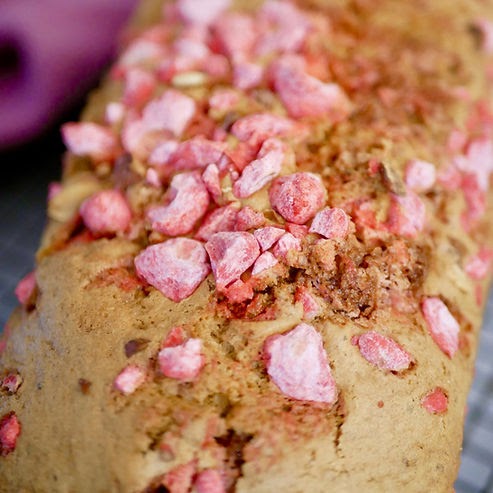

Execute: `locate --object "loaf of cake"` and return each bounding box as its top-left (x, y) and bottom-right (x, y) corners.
top-left (2, 0), bottom-right (493, 491)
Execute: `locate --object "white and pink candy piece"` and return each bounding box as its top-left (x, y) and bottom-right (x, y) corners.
top-left (269, 172), bottom-right (326, 224)
top-left (465, 247), bottom-right (493, 280)
top-left (386, 191), bottom-right (426, 238)
top-left (270, 56), bottom-right (351, 121)
top-left (251, 251), bottom-right (278, 276)
top-left (134, 238), bottom-right (210, 302)
top-left (404, 159), bottom-right (436, 193)
top-left (205, 232), bottom-right (260, 288)
top-left (80, 190), bottom-right (132, 236)
top-left (1, 372), bottom-right (23, 394)
top-left (233, 138), bottom-right (285, 198)
top-left (142, 89), bottom-right (196, 138)
top-left (14, 271), bottom-right (36, 306)
top-left (263, 323), bottom-right (337, 404)
top-left (0, 412), bottom-right (20, 457)
top-left (113, 365), bottom-right (146, 395)
top-left (421, 297), bottom-right (460, 358)
top-left (355, 331), bottom-right (413, 372)
top-left (254, 226), bottom-right (285, 252)
top-left (309, 207), bottom-right (350, 239)
top-left (147, 171), bottom-right (209, 236)
top-left (194, 469), bottom-right (226, 493)
top-left (422, 387), bottom-right (448, 414)
top-left (231, 113), bottom-right (296, 147)
top-left (158, 338), bottom-right (205, 381)
top-left (62, 122), bottom-right (119, 162)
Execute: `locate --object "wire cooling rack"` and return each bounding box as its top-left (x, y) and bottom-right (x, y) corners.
top-left (1, 132), bottom-right (493, 493)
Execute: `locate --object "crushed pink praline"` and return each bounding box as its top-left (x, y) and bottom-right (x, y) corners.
top-left (356, 331), bottom-right (413, 372)
top-left (205, 232), bottom-right (260, 287)
top-left (422, 388), bottom-right (448, 414)
top-left (405, 159), bottom-right (436, 192)
top-left (147, 171), bottom-right (209, 236)
top-left (1, 373), bottom-right (23, 394)
top-left (194, 469), bottom-right (226, 493)
top-left (113, 365), bottom-right (146, 395)
top-left (80, 190), bottom-right (132, 235)
top-left (14, 271), bottom-right (36, 306)
top-left (269, 172), bottom-right (326, 224)
top-left (251, 251), bottom-right (278, 276)
top-left (264, 323), bottom-right (337, 404)
top-left (309, 207), bottom-right (350, 239)
top-left (421, 297), bottom-right (460, 358)
top-left (0, 412), bottom-right (21, 457)
top-left (158, 338), bottom-right (205, 381)
top-left (134, 238), bottom-right (210, 302)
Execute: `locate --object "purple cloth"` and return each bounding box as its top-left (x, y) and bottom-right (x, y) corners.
top-left (0, 0), bottom-right (138, 149)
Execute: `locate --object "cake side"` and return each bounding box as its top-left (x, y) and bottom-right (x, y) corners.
top-left (2, 0), bottom-right (493, 492)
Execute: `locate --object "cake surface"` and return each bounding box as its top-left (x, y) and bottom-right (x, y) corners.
top-left (2, 1), bottom-right (493, 492)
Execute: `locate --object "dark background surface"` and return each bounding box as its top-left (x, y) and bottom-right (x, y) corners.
top-left (1, 121), bottom-right (493, 492)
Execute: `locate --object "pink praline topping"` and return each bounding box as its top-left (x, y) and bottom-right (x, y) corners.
top-left (0, 412), bottom-right (21, 457)
top-left (158, 338), bottom-right (205, 381)
top-left (14, 271), bottom-right (36, 306)
top-left (263, 323), bottom-right (337, 404)
top-left (309, 207), bottom-right (350, 239)
top-left (205, 232), bottom-right (260, 287)
top-left (422, 388), bottom-right (448, 414)
top-left (356, 331), bottom-right (413, 372)
top-left (421, 297), bottom-right (460, 358)
top-left (80, 190), bottom-right (132, 235)
top-left (194, 469), bottom-right (226, 493)
top-left (269, 172), bottom-right (326, 224)
top-left (134, 238), bottom-right (210, 302)
top-left (113, 365), bottom-right (146, 395)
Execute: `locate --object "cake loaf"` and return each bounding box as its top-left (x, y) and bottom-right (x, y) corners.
top-left (2, 0), bottom-right (493, 491)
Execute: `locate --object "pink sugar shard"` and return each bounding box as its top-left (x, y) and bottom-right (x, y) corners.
top-left (256, 1), bottom-right (311, 56)
top-left (168, 137), bottom-right (227, 172)
top-left (233, 61), bottom-right (264, 90)
top-left (212, 12), bottom-right (257, 60)
top-left (0, 412), bottom-right (21, 457)
top-left (264, 323), bottom-right (337, 404)
top-left (421, 297), bottom-right (460, 358)
top-left (123, 68), bottom-right (156, 107)
top-left (295, 286), bottom-right (320, 320)
top-left (1, 373), bottom-right (23, 394)
top-left (233, 138), bottom-right (285, 198)
top-left (386, 191), bottom-right (426, 238)
top-left (231, 113), bottom-right (295, 147)
top-left (209, 89), bottom-right (241, 113)
top-left (177, 0), bottom-right (230, 26)
top-left (194, 469), bottom-right (226, 493)
top-left (148, 140), bottom-right (180, 167)
top-left (147, 171), bottom-right (209, 236)
top-left (15, 271), bottom-right (36, 306)
top-left (113, 365), bottom-right (146, 395)
top-left (309, 207), bottom-right (350, 239)
top-left (234, 206), bottom-right (265, 231)
top-left (465, 247), bottom-right (493, 280)
top-left (195, 204), bottom-right (239, 241)
top-left (356, 331), bottom-right (413, 372)
top-left (80, 190), bottom-right (132, 235)
top-left (158, 338), bottom-right (205, 381)
top-left (62, 122), bottom-right (119, 162)
top-left (405, 159), bottom-right (436, 192)
top-left (163, 460), bottom-right (197, 493)
top-left (422, 387), bottom-right (448, 414)
top-left (205, 232), bottom-right (260, 288)
top-left (134, 238), bottom-right (210, 302)
top-left (270, 56), bottom-right (351, 120)
top-left (272, 232), bottom-right (302, 259)
top-left (253, 226), bottom-right (285, 251)
top-left (142, 89), bottom-right (196, 137)
top-left (269, 172), bottom-right (326, 224)
top-left (223, 279), bottom-right (254, 303)
top-left (252, 251), bottom-right (278, 276)
top-left (202, 163), bottom-right (222, 203)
